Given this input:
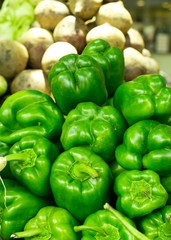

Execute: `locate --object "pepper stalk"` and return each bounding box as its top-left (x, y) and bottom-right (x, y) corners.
top-left (0, 152), bottom-right (31, 172)
top-left (74, 225), bottom-right (107, 236)
top-left (11, 228), bottom-right (42, 238)
top-left (104, 203), bottom-right (150, 240)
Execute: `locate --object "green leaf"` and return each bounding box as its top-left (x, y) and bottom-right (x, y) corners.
top-left (0, 0), bottom-right (35, 40)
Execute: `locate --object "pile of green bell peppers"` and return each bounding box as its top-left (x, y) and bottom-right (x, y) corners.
top-left (0, 38), bottom-right (171, 240)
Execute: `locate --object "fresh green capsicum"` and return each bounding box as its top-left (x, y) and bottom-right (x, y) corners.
top-left (114, 170), bottom-right (168, 218)
top-left (110, 161), bottom-right (126, 180)
top-left (0, 134), bottom-right (60, 197)
top-left (161, 176), bottom-right (171, 193)
top-left (0, 90), bottom-right (64, 144)
top-left (115, 120), bottom-right (171, 176)
top-left (48, 53), bottom-right (108, 115)
top-left (61, 102), bottom-right (127, 163)
top-left (74, 208), bottom-right (137, 240)
top-left (162, 175), bottom-right (171, 205)
top-left (139, 205), bottom-right (171, 239)
top-left (82, 38), bottom-right (124, 97)
top-left (11, 206), bottom-right (81, 240)
top-left (113, 74), bottom-right (171, 126)
top-left (50, 147), bottom-right (112, 221)
top-left (0, 179), bottom-right (48, 240)
top-left (104, 203), bottom-right (150, 240)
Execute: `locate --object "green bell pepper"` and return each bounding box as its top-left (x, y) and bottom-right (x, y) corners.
top-left (139, 205), bottom-right (171, 239)
top-left (115, 120), bottom-right (171, 176)
top-left (114, 170), bottom-right (168, 218)
top-left (113, 74), bottom-right (171, 126)
top-left (11, 206), bottom-right (81, 240)
top-left (48, 53), bottom-right (108, 115)
top-left (82, 39), bottom-right (124, 97)
top-left (104, 203), bottom-right (150, 240)
top-left (0, 135), bottom-right (60, 197)
top-left (50, 147), bottom-right (112, 222)
top-left (110, 161), bottom-right (126, 180)
top-left (0, 179), bottom-right (48, 240)
top-left (74, 208), bottom-right (138, 240)
top-left (105, 96), bottom-right (115, 107)
top-left (0, 141), bottom-right (10, 157)
top-left (161, 176), bottom-right (171, 193)
top-left (168, 194), bottom-right (171, 204)
top-left (0, 90), bottom-right (64, 144)
top-left (61, 102), bottom-right (127, 163)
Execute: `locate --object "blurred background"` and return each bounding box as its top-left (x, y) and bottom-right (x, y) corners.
top-left (124, 0), bottom-right (171, 79)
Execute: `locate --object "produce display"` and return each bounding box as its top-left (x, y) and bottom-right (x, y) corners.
top-left (0, 0), bottom-right (170, 239)
top-left (0, 179), bottom-right (48, 240)
top-left (0, 0), bottom-right (160, 97)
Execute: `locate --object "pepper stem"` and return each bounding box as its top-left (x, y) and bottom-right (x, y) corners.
top-left (5, 153), bottom-right (30, 162)
top-left (104, 203), bottom-right (150, 240)
top-left (11, 228), bottom-right (42, 238)
top-left (74, 225), bottom-right (106, 236)
top-left (72, 163), bottom-right (99, 179)
top-left (0, 153), bottom-right (30, 172)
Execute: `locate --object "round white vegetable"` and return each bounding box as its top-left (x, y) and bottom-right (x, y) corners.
top-left (86, 23), bottom-right (126, 50)
top-left (142, 48), bottom-right (151, 57)
top-left (124, 47), bottom-right (147, 81)
top-left (144, 57), bottom-right (160, 74)
top-left (125, 28), bottom-right (145, 52)
top-left (34, 0), bottom-right (70, 31)
top-left (19, 27), bottom-right (54, 69)
top-left (41, 42), bottom-right (78, 75)
top-left (69, 0), bottom-right (103, 20)
top-left (53, 15), bottom-right (88, 54)
top-left (96, 1), bottom-right (133, 34)
top-left (0, 40), bottom-right (28, 79)
top-left (10, 69), bottom-right (51, 95)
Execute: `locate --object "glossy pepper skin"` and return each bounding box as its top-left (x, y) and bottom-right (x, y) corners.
top-left (82, 39), bottom-right (124, 97)
top-left (103, 203), bottom-right (151, 240)
top-left (74, 209), bottom-right (137, 240)
top-left (48, 53), bottom-right (108, 115)
top-left (139, 205), bottom-right (171, 239)
top-left (50, 147), bottom-right (112, 222)
top-left (161, 176), bottom-right (171, 193)
top-left (1, 135), bottom-right (60, 197)
top-left (0, 90), bottom-right (64, 144)
top-left (61, 102), bottom-right (127, 163)
top-left (110, 161), bottom-right (126, 180)
top-left (0, 179), bottom-right (48, 240)
top-left (11, 206), bottom-right (81, 240)
top-left (114, 170), bottom-right (168, 218)
top-left (115, 120), bottom-right (171, 176)
top-left (113, 74), bottom-right (171, 126)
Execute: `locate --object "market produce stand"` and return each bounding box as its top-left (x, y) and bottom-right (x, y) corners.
top-left (0, 0), bottom-right (170, 239)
